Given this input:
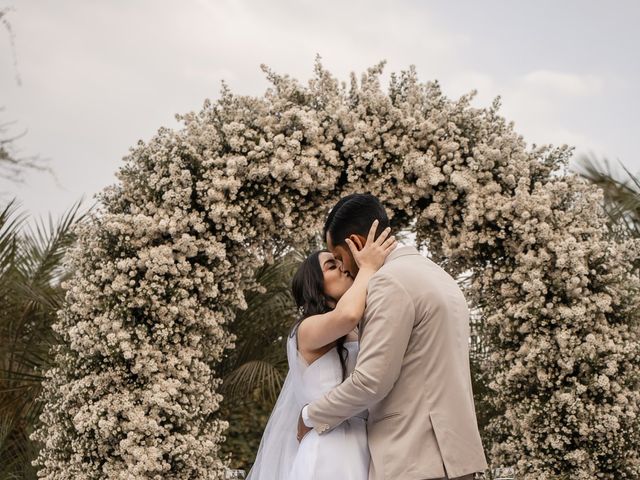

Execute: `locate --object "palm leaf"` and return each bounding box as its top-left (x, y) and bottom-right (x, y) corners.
top-left (574, 153), bottom-right (640, 238)
top-left (219, 247), bottom-right (303, 405)
top-left (18, 200), bottom-right (86, 285)
top-left (222, 359), bottom-right (286, 403)
top-left (0, 199), bottom-right (88, 479)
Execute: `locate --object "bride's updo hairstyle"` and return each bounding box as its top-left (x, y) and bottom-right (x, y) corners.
top-left (290, 250), bottom-right (348, 380)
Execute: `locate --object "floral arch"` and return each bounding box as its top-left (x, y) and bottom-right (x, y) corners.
top-left (31, 57), bottom-right (640, 479)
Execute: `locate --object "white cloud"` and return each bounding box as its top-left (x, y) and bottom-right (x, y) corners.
top-left (441, 68), bottom-right (608, 164)
top-left (522, 70), bottom-right (604, 96)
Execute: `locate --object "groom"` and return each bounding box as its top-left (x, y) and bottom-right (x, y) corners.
top-left (297, 193), bottom-right (488, 480)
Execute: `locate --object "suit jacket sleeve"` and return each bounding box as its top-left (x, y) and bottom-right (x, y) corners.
top-left (306, 272), bottom-right (416, 433)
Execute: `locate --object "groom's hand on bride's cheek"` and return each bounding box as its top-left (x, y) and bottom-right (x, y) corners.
top-left (297, 410), bottom-right (312, 443)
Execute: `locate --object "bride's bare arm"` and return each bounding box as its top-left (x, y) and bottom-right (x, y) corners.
top-left (297, 266), bottom-right (377, 351)
top-left (297, 221), bottom-right (396, 351)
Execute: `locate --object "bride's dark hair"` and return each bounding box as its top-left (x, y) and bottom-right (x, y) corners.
top-left (290, 249), bottom-right (349, 381)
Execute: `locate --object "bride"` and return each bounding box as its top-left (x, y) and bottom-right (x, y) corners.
top-left (246, 220), bottom-right (396, 479)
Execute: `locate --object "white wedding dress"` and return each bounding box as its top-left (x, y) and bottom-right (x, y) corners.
top-left (288, 338), bottom-right (369, 479)
top-left (247, 335), bottom-right (370, 480)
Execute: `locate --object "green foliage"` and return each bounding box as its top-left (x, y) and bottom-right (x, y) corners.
top-left (0, 199), bottom-right (87, 480)
top-left (574, 154), bottom-right (640, 248)
top-left (217, 391), bottom-right (274, 472)
top-left (216, 246), bottom-right (304, 471)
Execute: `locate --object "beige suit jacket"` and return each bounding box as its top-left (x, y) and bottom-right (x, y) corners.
top-left (307, 245), bottom-right (488, 480)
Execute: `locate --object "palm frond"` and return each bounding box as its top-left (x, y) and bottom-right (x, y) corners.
top-left (573, 153), bottom-right (640, 238)
top-left (0, 200), bottom-right (25, 292)
top-left (217, 247), bottom-right (304, 409)
top-left (19, 199), bottom-right (86, 286)
top-left (0, 414), bottom-right (14, 452)
top-left (2, 200), bottom-right (88, 375)
top-left (222, 359), bottom-right (286, 403)
top-left (0, 411), bottom-right (36, 480)
top-left (0, 200), bottom-right (87, 479)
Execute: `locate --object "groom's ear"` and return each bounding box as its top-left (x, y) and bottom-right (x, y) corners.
top-left (348, 234), bottom-right (366, 251)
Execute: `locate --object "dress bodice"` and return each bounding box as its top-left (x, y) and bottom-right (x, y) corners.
top-left (294, 341), bottom-right (364, 411)
top-left (271, 339), bottom-right (370, 479)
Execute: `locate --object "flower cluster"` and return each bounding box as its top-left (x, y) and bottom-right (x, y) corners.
top-left (30, 56), bottom-right (640, 479)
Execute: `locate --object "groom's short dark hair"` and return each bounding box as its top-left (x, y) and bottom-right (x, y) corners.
top-left (323, 193), bottom-right (390, 247)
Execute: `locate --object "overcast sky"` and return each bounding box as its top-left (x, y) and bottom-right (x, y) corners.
top-left (1, 0), bottom-right (639, 225)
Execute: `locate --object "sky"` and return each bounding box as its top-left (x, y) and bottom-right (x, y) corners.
top-left (1, 0), bottom-right (639, 225)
